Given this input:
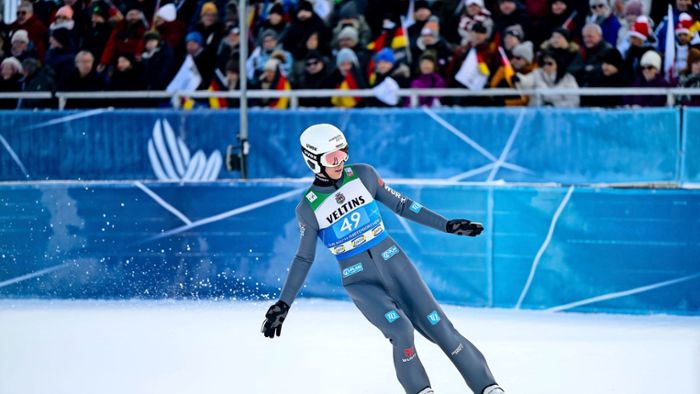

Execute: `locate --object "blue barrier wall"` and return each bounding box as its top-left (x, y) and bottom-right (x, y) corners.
top-left (682, 108), bottom-right (700, 184)
top-left (1, 181), bottom-right (698, 315)
top-left (0, 108), bottom-right (685, 183)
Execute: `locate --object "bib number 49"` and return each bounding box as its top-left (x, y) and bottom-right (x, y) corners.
top-left (340, 212), bottom-right (362, 233)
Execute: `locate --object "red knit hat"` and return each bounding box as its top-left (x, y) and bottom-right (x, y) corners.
top-left (675, 13), bottom-right (694, 36)
top-left (629, 15), bottom-right (651, 41)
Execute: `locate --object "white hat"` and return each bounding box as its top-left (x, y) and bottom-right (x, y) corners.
top-left (1, 57), bottom-right (23, 73)
top-left (640, 50), bottom-right (661, 70)
top-left (465, 0), bottom-right (484, 8)
top-left (156, 4), bottom-right (177, 22)
top-left (11, 29), bottom-right (29, 44)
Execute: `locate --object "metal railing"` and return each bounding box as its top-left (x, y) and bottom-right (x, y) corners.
top-left (2, 87), bottom-right (700, 109)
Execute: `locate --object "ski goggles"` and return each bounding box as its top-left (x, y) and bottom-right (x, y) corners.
top-left (320, 147), bottom-right (349, 167)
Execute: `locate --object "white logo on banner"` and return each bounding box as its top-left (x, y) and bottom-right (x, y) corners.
top-left (147, 119), bottom-right (222, 181)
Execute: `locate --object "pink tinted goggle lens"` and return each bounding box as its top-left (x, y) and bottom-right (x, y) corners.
top-left (320, 149), bottom-right (348, 167)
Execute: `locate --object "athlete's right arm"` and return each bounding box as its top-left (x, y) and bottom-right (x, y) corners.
top-left (262, 203), bottom-right (318, 338)
top-left (278, 202), bottom-right (319, 306)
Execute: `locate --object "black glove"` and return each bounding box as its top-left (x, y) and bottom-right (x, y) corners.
top-left (261, 300), bottom-right (290, 338)
top-left (446, 219), bottom-right (484, 237)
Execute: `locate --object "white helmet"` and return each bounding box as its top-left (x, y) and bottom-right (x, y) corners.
top-left (300, 123), bottom-right (349, 174)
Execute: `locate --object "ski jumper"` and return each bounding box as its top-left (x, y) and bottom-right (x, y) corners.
top-left (279, 164), bottom-right (497, 394)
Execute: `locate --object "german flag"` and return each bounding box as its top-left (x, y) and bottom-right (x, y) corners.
top-left (367, 25), bottom-right (408, 53)
top-left (208, 69), bottom-right (228, 109)
top-left (269, 70), bottom-right (291, 109)
top-left (332, 67), bottom-right (363, 108)
top-left (497, 47), bottom-right (514, 86)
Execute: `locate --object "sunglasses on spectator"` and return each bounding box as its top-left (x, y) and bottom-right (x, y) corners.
top-left (512, 56), bottom-right (524, 61)
top-left (16, 10), bottom-right (27, 16)
top-left (543, 61), bottom-right (555, 66)
top-left (590, 4), bottom-right (605, 9)
top-left (306, 60), bottom-right (320, 67)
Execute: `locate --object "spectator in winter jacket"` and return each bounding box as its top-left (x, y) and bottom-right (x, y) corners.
top-left (677, 47), bottom-right (700, 106)
top-left (624, 50), bottom-right (669, 107)
top-left (621, 16), bottom-right (656, 81)
top-left (0, 57), bottom-right (23, 108)
top-left (494, 0), bottom-right (532, 42)
top-left (516, 50), bottom-right (580, 107)
top-left (99, 8), bottom-right (147, 71)
top-left (331, 0), bottom-right (372, 48)
top-left (191, 2), bottom-right (225, 52)
top-left (10, 30), bottom-right (39, 62)
top-left (655, 0), bottom-right (694, 54)
top-left (296, 50), bottom-right (332, 107)
top-left (217, 25), bottom-right (241, 73)
top-left (142, 31), bottom-right (177, 91)
top-left (19, 58), bottom-right (56, 108)
top-left (669, 13), bottom-right (697, 80)
top-left (490, 41), bottom-right (536, 106)
top-left (335, 26), bottom-right (371, 77)
top-left (409, 50), bottom-right (446, 107)
top-left (328, 48), bottom-right (367, 108)
top-left (283, 0), bottom-right (331, 61)
top-left (452, 0), bottom-right (494, 46)
top-left (49, 6), bottom-right (77, 44)
top-left (59, 51), bottom-right (107, 108)
top-left (407, 0), bottom-right (433, 51)
top-left (535, 0), bottom-right (578, 47)
top-left (254, 3), bottom-right (288, 43)
top-left (44, 27), bottom-right (76, 81)
top-left (617, 0), bottom-right (644, 49)
top-left (502, 24), bottom-right (525, 55)
top-left (10, 2), bottom-right (47, 60)
top-left (411, 17), bottom-right (454, 78)
top-left (155, 4), bottom-right (185, 56)
top-left (366, 47), bottom-right (411, 107)
top-left (446, 22), bottom-right (499, 106)
top-left (584, 48), bottom-right (628, 107)
top-left (568, 23), bottom-right (613, 86)
top-left (540, 27), bottom-right (579, 72)
top-left (107, 53), bottom-right (145, 106)
top-left (82, 2), bottom-right (113, 61)
top-left (186, 31), bottom-right (216, 89)
top-left (246, 29), bottom-right (293, 81)
top-left (586, 0), bottom-right (620, 46)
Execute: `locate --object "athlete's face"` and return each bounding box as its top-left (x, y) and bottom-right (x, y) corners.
top-left (325, 162), bottom-right (344, 180)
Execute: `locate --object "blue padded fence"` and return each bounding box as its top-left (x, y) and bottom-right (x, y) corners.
top-left (1, 181), bottom-right (698, 315)
top-left (0, 108), bottom-right (689, 183)
top-left (682, 108), bottom-right (700, 184)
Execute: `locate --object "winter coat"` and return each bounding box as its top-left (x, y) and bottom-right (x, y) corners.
top-left (0, 74), bottom-right (23, 109)
top-left (365, 63), bottom-right (411, 108)
top-left (10, 16), bottom-right (48, 60)
top-left (82, 22), bottom-right (113, 61)
top-left (586, 13), bottom-right (621, 46)
top-left (58, 68), bottom-right (106, 108)
top-left (142, 43), bottom-right (177, 90)
top-left (493, 3), bottom-right (532, 40)
top-left (100, 20), bottom-right (146, 67)
top-left (192, 21), bottom-right (225, 52)
top-left (677, 72), bottom-right (700, 106)
top-left (568, 40), bottom-right (613, 87)
top-left (490, 63), bottom-right (537, 106)
top-left (541, 40), bottom-right (580, 72)
top-left (516, 68), bottom-right (580, 107)
top-left (623, 43), bottom-right (655, 81)
top-left (409, 72), bottom-right (446, 107)
top-left (107, 64), bottom-right (146, 107)
top-left (331, 17), bottom-right (372, 47)
top-left (157, 20), bottom-right (186, 54)
top-left (44, 46), bottom-right (76, 81)
top-left (584, 69), bottom-right (629, 108)
top-left (411, 38), bottom-right (455, 77)
top-left (296, 62), bottom-right (333, 107)
top-left (283, 13), bottom-right (331, 61)
top-left (624, 74), bottom-right (670, 107)
top-left (19, 65), bottom-right (56, 109)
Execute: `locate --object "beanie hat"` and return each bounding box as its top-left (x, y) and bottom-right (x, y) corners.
top-left (11, 29), bottom-right (29, 44)
top-left (51, 27), bottom-right (72, 48)
top-left (144, 30), bottom-right (161, 42)
top-left (420, 16), bottom-right (440, 38)
top-left (338, 26), bottom-right (359, 42)
top-left (640, 50), bottom-right (661, 70)
top-left (1, 57), bottom-right (23, 73)
top-left (415, 0), bottom-right (430, 10)
top-left (375, 48), bottom-right (395, 64)
top-left (200, 2), bottom-right (218, 16)
top-left (91, 1), bottom-right (110, 19)
top-left (298, 0), bottom-right (313, 13)
top-left (336, 47), bottom-right (358, 67)
top-left (687, 48), bottom-right (700, 69)
top-left (504, 24), bottom-right (525, 40)
top-left (305, 49), bottom-right (323, 61)
top-left (623, 0), bottom-right (643, 17)
top-left (186, 31), bottom-right (203, 45)
top-left (157, 3), bottom-right (177, 22)
top-left (56, 5), bottom-right (74, 19)
top-left (629, 15), bottom-right (651, 41)
top-left (466, 0), bottom-right (485, 7)
top-left (552, 26), bottom-right (571, 41)
top-left (512, 40), bottom-right (534, 63)
top-left (601, 48), bottom-right (624, 70)
top-left (261, 28), bottom-right (278, 41)
top-left (419, 49), bottom-right (437, 65)
top-left (675, 13), bottom-right (693, 36)
top-left (339, 1), bottom-right (359, 19)
top-left (263, 57), bottom-right (279, 71)
top-left (269, 3), bottom-right (284, 16)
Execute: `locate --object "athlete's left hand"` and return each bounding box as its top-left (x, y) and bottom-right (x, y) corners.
top-left (261, 300), bottom-right (290, 338)
top-left (446, 219), bottom-right (484, 237)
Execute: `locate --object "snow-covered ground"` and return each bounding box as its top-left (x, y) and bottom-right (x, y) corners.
top-left (0, 299), bottom-right (698, 394)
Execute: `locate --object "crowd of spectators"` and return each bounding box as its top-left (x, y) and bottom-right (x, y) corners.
top-left (1, 0), bottom-right (699, 109)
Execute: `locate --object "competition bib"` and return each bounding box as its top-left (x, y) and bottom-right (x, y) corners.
top-left (304, 166), bottom-right (387, 260)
